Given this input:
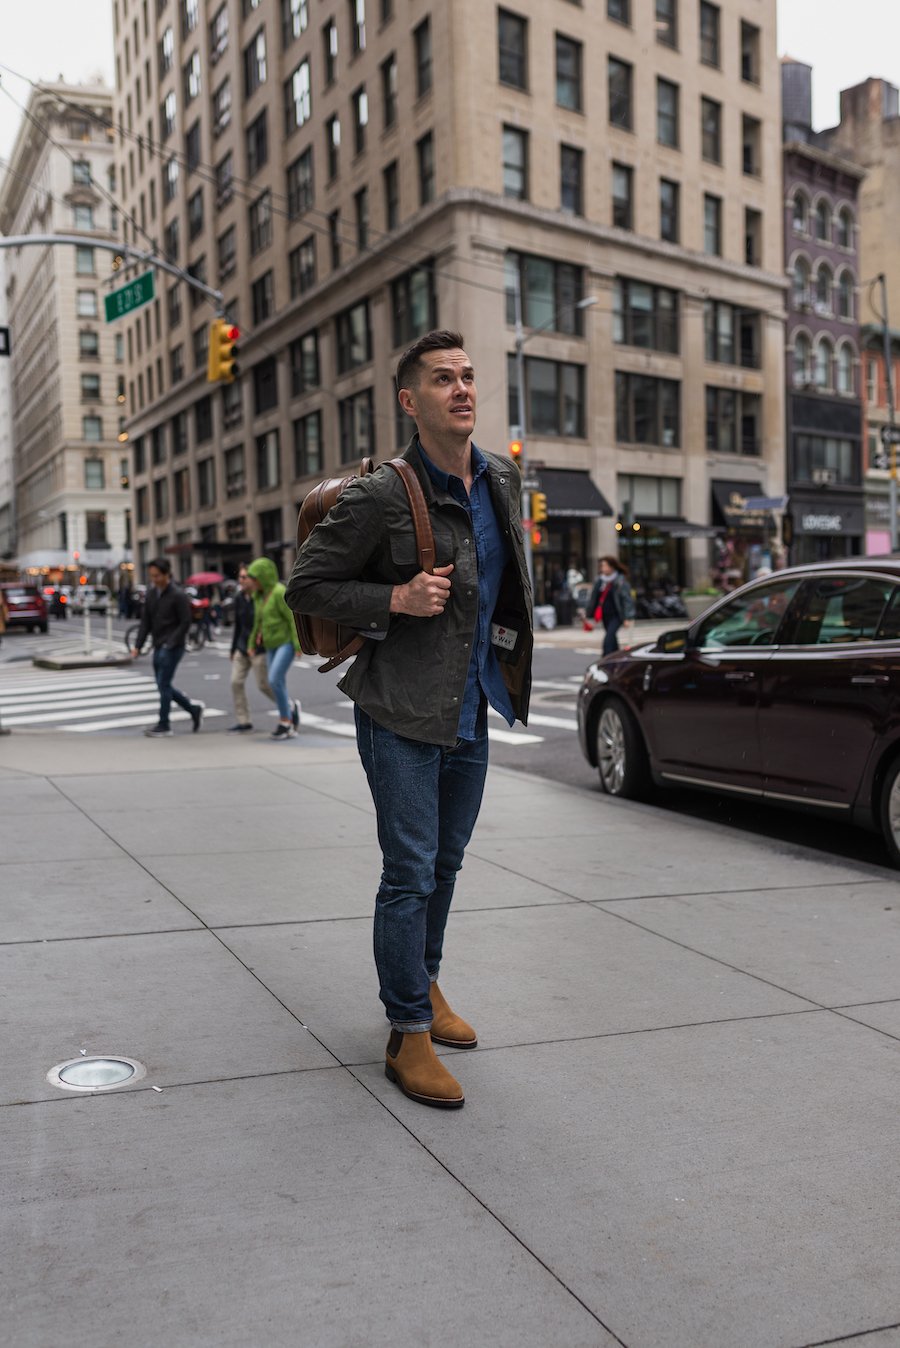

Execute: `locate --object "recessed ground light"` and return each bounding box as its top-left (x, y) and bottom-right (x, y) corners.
top-left (47, 1056), bottom-right (146, 1093)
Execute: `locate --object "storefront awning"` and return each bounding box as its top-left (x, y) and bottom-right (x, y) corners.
top-left (537, 469), bottom-right (613, 519)
top-left (164, 539), bottom-right (253, 555)
top-left (710, 479), bottom-right (766, 530)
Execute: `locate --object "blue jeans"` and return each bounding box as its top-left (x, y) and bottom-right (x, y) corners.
top-left (152, 645), bottom-right (193, 727)
top-left (602, 617), bottom-right (623, 656)
top-left (265, 642), bottom-right (295, 720)
top-left (355, 704), bottom-right (490, 1032)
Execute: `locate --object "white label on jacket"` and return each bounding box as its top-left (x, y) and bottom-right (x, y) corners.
top-left (491, 623), bottom-right (518, 652)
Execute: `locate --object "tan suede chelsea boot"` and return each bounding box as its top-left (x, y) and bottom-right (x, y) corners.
top-left (428, 981), bottom-right (478, 1049)
top-left (384, 1030), bottom-right (465, 1108)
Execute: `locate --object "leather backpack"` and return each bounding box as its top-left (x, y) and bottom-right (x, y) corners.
top-left (292, 457), bottom-right (436, 672)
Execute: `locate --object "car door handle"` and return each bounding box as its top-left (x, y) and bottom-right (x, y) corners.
top-left (850, 674), bottom-right (890, 686)
top-left (725, 671), bottom-right (756, 683)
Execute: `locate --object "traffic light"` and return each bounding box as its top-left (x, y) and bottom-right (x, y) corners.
top-left (781, 513), bottom-right (794, 548)
top-left (531, 491), bottom-right (548, 524)
top-left (508, 439), bottom-right (523, 461)
top-left (207, 318), bottom-right (240, 383)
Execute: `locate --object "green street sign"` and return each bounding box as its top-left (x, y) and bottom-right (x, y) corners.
top-left (104, 271), bottom-right (155, 322)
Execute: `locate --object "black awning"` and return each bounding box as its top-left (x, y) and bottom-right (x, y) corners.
top-left (537, 468), bottom-right (613, 519)
top-left (194, 540), bottom-right (254, 555)
top-left (710, 479), bottom-right (765, 529)
top-left (636, 517), bottom-right (720, 539)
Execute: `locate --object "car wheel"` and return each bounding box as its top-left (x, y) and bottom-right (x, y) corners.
top-left (879, 757), bottom-right (900, 869)
top-left (595, 698), bottom-right (649, 799)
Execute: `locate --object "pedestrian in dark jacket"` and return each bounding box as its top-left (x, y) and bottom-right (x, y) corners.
top-left (228, 564), bottom-right (278, 732)
top-left (286, 330), bottom-right (533, 1111)
top-left (588, 556), bottom-right (636, 656)
top-left (131, 558), bottom-right (205, 737)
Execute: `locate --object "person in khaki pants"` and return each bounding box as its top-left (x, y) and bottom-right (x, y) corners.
top-left (228, 565), bottom-right (277, 732)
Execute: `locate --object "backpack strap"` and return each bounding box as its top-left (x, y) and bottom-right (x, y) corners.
top-left (385, 459), bottom-right (435, 575)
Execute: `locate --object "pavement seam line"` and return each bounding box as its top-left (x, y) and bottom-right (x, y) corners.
top-left (1, 1063), bottom-right (346, 1111)
top-left (792, 1319), bottom-right (900, 1348)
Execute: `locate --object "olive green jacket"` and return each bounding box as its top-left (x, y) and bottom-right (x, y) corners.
top-left (284, 438), bottom-right (533, 746)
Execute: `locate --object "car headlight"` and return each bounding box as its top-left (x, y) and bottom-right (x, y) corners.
top-left (583, 664), bottom-right (609, 686)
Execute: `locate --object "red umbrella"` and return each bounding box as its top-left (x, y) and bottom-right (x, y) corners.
top-left (186, 571), bottom-right (225, 585)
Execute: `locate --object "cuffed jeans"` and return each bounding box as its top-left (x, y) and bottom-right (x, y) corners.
top-left (602, 617), bottom-right (623, 656)
top-left (355, 704), bottom-right (489, 1032)
top-left (152, 644), bottom-right (193, 727)
top-left (265, 642), bottom-right (295, 720)
top-left (231, 649), bottom-right (276, 724)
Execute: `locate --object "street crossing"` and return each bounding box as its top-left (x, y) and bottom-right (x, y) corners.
top-left (0, 667), bottom-right (226, 733)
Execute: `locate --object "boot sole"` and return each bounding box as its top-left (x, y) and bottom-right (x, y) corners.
top-left (384, 1062), bottom-right (464, 1108)
top-left (429, 1033), bottom-right (478, 1049)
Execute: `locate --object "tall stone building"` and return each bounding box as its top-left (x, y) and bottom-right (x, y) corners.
top-left (0, 83), bottom-right (132, 583)
top-left (114, 0), bottom-right (785, 598)
top-left (0, 251), bottom-right (13, 561)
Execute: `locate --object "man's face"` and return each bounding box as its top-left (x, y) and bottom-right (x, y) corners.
top-left (238, 569), bottom-right (253, 594)
top-left (148, 566), bottom-right (168, 590)
top-left (399, 348), bottom-right (477, 444)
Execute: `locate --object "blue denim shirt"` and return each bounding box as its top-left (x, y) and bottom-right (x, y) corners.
top-left (419, 441), bottom-right (515, 739)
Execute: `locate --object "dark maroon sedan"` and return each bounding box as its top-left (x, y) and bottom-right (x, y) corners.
top-left (577, 559), bottom-right (900, 866)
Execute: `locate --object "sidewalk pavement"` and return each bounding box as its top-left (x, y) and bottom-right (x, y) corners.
top-left (2, 728), bottom-right (899, 1348)
top-left (532, 618), bottom-right (675, 651)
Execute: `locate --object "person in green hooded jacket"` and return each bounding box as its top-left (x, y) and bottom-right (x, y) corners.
top-left (246, 557), bottom-right (301, 739)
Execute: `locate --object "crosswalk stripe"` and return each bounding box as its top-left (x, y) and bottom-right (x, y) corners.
top-left (2, 698), bottom-right (171, 726)
top-left (68, 709), bottom-right (227, 733)
top-left (295, 710), bottom-right (357, 738)
top-left (0, 674), bottom-right (149, 695)
top-left (0, 679), bottom-right (156, 700)
top-left (0, 690), bottom-right (163, 715)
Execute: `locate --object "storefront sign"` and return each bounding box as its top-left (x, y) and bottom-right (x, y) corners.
top-left (801, 513), bottom-right (843, 533)
top-left (791, 499), bottom-right (865, 536)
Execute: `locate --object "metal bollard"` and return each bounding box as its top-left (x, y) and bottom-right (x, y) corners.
top-left (83, 606), bottom-right (92, 655)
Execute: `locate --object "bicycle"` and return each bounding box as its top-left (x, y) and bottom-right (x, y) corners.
top-left (124, 620), bottom-right (208, 654)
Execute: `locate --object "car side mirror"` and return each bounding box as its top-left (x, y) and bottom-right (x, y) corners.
top-left (654, 627), bottom-right (691, 654)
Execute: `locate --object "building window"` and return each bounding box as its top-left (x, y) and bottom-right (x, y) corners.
top-left (608, 57), bottom-right (633, 129)
top-left (217, 225), bottom-right (236, 281)
top-left (704, 301), bottom-right (761, 368)
top-left (607, 0), bottom-right (630, 22)
top-left (505, 252), bottom-right (584, 334)
top-left (615, 372), bottom-right (680, 446)
top-left (657, 78), bottom-right (679, 147)
top-left (77, 290), bottom-right (98, 318)
top-left (74, 204), bottom-right (94, 230)
top-left (339, 388), bottom-right (374, 463)
top-left (384, 160), bottom-right (399, 230)
top-left (502, 125), bottom-right (528, 200)
top-left (414, 17), bottom-right (432, 98)
top-left (560, 144), bottom-right (583, 215)
top-left (555, 34), bottom-right (582, 111)
top-left (792, 190), bottom-right (809, 233)
top-left (794, 434), bottom-right (859, 486)
top-left (212, 77), bottom-right (232, 134)
top-left (161, 90), bottom-right (177, 142)
top-left (225, 515), bottom-right (246, 541)
top-left (329, 210), bottom-right (341, 268)
top-left (153, 478), bottom-right (169, 519)
top-left (215, 152), bottom-right (233, 205)
top-left (498, 9), bottom-right (527, 90)
top-left (287, 147), bottom-right (314, 218)
top-left (355, 187), bottom-right (369, 248)
top-left (84, 457), bottom-right (105, 487)
top-left (253, 356), bottom-right (278, 413)
top-left (193, 323), bottom-right (208, 370)
top-left (172, 411), bottom-right (189, 455)
top-left (323, 19), bottom-right (338, 85)
top-left (742, 115), bottom-right (761, 175)
top-left (350, 0), bottom-right (366, 53)
top-left (293, 411), bottom-right (323, 478)
top-left (80, 330), bottom-right (100, 359)
top-left (336, 300), bottom-right (371, 371)
top-left (837, 269), bottom-right (855, 320)
top-left (612, 162), bottom-right (633, 230)
top-left (741, 21), bottom-right (760, 83)
top-left (282, 0), bottom-right (308, 47)
top-left (290, 331), bottom-right (320, 395)
top-left (613, 279), bottom-right (679, 353)
top-left (745, 208), bottom-right (762, 267)
top-left (701, 97), bottom-right (721, 163)
top-left (256, 429), bottom-right (281, 491)
top-left (244, 28), bottom-right (267, 96)
top-left (699, 1), bottom-right (720, 65)
top-left (76, 246), bottom-right (95, 275)
top-left (187, 257), bottom-right (206, 310)
top-left (815, 199), bottom-right (832, 242)
top-left (289, 236), bottom-right (317, 296)
top-left (160, 25), bottom-right (175, 74)
top-left (170, 344), bottom-right (185, 383)
top-left (81, 373), bottom-right (101, 401)
top-left (195, 396), bottom-right (212, 444)
top-left (285, 59), bottom-right (311, 133)
top-left (85, 511), bottom-right (108, 546)
top-left (246, 110), bottom-right (268, 175)
top-left (136, 486), bottom-right (149, 525)
top-left (249, 190), bottom-right (272, 254)
top-left (185, 121), bottom-right (201, 173)
top-left (814, 336), bottom-right (834, 389)
top-left (391, 263), bottom-right (437, 347)
top-left (73, 159), bottom-right (92, 186)
top-left (251, 271), bottom-right (275, 324)
top-left (164, 155), bottom-right (180, 201)
top-left (705, 387), bottom-right (761, 455)
top-left (188, 187), bottom-right (204, 239)
top-left (656, 0), bottom-right (677, 47)
top-left (184, 50), bottom-right (201, 102)
top-left (507, 356), bottom-right (586, 437)
top-left (836, 342), bottom-right (855, 396)
top-left (210, 5), bottom-right (229, 61)
top-left (168, 285), bottom-right (183, 329)
top-left (659, 178), bottom-right (679, 242)
top-left (352, 85), bottom-right (368, 153)
top-left (417, 131), bottom-right (435, 204)
top-left (837, 206), bottom-right (854, 249)
top-left (792, 333), bottom-right (812, 387)
top-left (815, 261), bottom-right (834, 315)
top-left (703, 193), bottom-right (722, 255)
top-left (174, 467), bottom-right (191, 514)
top-left (184, 0), bottom-right (200, 35)
top-left (381, 53), bottom-right (398, 128)
top-left (225, 445), bottom-right (246, 497)
top-left (326, 115), bottom-right (341, 179)
top-left (152, 426), bottom-right (167, 467)
top-left (792, 256), bottom-right (811, 308)
top-left (223, 380), bottom-right (243, 429)
top-left (198, 457), bottom-right (216, 508)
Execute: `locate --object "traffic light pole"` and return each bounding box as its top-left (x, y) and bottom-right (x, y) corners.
top-left (0, 236), bottom-right (225, 310)
top-left (879, 275), bottom-right (898, 552)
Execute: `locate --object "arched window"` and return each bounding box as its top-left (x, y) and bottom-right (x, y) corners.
top-left (793, 333), bottom-right (811, 387)
top-left (815, 336), bottom-right (833, 389)
top-left (836, 206), bottom-right (854, 249)
top-left (815, 262), bottom-right (833, 313)
top-left (792, 257), bottom-right (810, 307)
top-left (792, 190), bottom-right (809, 233)
top-left (837, 270), bottom-right (854, 320)
top-left (815, 199), bottom-right (832, 242)
top-left (836, 342), bottom-right (854, 395)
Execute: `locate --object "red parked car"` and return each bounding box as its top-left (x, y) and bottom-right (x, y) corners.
top-left (578, 559), bottom-right (900, 867)
top-left (1, 583), bottom-right (48, 633)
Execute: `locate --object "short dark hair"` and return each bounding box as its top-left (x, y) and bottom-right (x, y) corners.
top-left (396, 329), bottom-right (466, 393)
top-left (148, 557), bottom-right (171, 575)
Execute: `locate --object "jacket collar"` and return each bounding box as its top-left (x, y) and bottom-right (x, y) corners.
top-left (401, 434), bottom-right (511, 508)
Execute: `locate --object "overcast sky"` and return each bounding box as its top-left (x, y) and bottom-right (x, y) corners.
top-left (0, 0), bottom-right (897, 164)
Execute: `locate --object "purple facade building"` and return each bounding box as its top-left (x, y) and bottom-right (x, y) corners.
top-left (782, 59), bottom-right (866, 562)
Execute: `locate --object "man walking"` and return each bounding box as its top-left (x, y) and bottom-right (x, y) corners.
top-left (130, 558), bottom-right (205, 737)
top-left (286, 330), bottom-right (533, 1109)
top-left (228, 564), bottom-right (278, 733)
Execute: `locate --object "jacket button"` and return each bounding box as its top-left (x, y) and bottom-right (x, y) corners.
top-left (499, 477), bottom-right (507, 483)
top-left (370, 622), bottom-right (378, 629)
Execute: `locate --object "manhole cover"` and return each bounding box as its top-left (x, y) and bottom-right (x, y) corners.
top-left (47, 1056), bottom-right (146, 1092)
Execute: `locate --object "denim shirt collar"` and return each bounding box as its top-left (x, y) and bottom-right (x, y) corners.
top-left (416, 438), bottom-right (489, 500)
